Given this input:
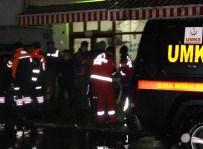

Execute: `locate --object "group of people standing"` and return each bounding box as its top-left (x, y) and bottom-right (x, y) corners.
top-left (0, 41), bottom-right (47, 133)
top-left (72, 40), bottom-right (134, 126)
top-left (0, 39), bottom-right (134, 130)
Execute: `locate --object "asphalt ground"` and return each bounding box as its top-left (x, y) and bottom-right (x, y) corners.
top-left (0, 120), bottom-right (186, 149)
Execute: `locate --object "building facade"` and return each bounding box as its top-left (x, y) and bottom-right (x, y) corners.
top-left (4, 0), bottom-right (203, 66)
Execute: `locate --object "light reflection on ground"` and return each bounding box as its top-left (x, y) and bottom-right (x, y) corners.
top-left (0, 123), bottom-right (185, 149)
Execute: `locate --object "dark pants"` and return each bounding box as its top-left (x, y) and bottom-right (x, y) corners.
top-left (117, 78), bottom-right (132, 121)
top-left (72, 75), bottom-right (89, 124)
top-left (12, 78), bottom-right (33, 131)
top-left (45, 70), bottom-right (57, 100)
top-left (57, 78), bottom-right (74, 113)
top-left (30, 80), bottom-right (45, 119)
top-left (13, 78), bottom-right (32, 105)
top-left (45, 70), bottom-right (57, 116)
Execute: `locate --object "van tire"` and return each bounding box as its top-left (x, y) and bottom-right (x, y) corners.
top-left (181, 119), bottom-right (203, 149)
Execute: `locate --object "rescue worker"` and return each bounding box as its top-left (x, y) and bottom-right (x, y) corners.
top-left (10, 41), bottom-right (32, 106)
top-left (90, 46), bottom-right (117, 125)
top-left (45, 40), bottom-right (60, 100)
top-left (117, 45), bottom-right (133, 121)
top-left (9, 41), bottom-right (32, 134)
top-left (24, 44), bottom-right (33, 54)
top-left (0, 50), bottom-right (12, 124)
top-left (45, 40), bottom-right (61, 115)
top-left (57, 49), bottom-right (74, 115)
top-left (73, 41), bottom-right (90, 124)
top-left (89, 41), bottom-right (106, 123)
top-left (0, 51), bottom-right (10, 104)
top-left (30, 42), bottom-right (46, 118)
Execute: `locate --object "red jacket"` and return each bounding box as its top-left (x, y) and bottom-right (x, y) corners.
top-left (91, 52), bottom-right (116, 82)
top-left (30, 49), bottom-right (46, 63)
top-left (11, 48), bottom-right (31, 79)
top-left (30, 49), bottom-right (46, 82)
top-left (119, 55), bottom-right (133, 79)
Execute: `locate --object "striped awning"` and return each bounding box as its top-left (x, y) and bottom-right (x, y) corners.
top-left (17, 2), bottom-right (109, 25)
top-left (109, 4), bottom-right (203, 21)
top-left (17, 0), bottom-right (203, 26)
top-left (18, 10), bottom-right (107, 25)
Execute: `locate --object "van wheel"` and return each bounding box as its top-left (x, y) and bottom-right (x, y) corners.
top-left (181, 120), bottom-right (203, 149)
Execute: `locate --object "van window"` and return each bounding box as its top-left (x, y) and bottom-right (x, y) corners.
top-left (135, 21), bottom-right (159, 75)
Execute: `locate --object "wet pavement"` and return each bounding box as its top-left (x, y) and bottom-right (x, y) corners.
top-left (0, 121), bottom-right (186, 149)
top-left (0, 99), bottom-right (187, 149)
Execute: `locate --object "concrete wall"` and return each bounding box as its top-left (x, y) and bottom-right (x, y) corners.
top-left (0, 26), bottom-right (51, 51)
top-left (0, 0), bottom-right (23, 26)
top-left (52, 24), bottom-right (70, 51)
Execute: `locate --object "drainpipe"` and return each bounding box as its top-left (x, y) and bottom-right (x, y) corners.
top-left (22, 0), bottom-right (30, 11)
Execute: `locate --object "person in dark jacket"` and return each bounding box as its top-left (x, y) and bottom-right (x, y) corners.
top-left (117, 45), bottom-right (133, 122)
top-left (30, 42), bottom-right (46, 120)
top-left (10, 42), bottom-right (32, 106)
top-left (9, 41), bottom-right (32, 135)
top-left (45, 41), bottom-right (62, 115)
top-left (57, 49), bottom-right (74, 114)
top-left (73, 41), bottom-right (90, 124)
top-left (45, 41), bottom-right (61, 100)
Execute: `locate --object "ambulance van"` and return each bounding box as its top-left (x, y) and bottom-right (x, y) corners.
top-left (133, 17), bottom-right (203, 149)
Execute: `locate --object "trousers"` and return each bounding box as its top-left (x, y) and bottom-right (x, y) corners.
top-left (92, 79), bottom-right (116, 124)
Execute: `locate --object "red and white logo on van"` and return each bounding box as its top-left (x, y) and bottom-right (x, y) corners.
top-left (184, 27), bottom-right (202, 44)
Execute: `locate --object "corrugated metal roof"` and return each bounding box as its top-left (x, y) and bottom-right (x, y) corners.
top-left (20, 0), bottom-right (203, 15)
top-left (20, 1), bottom-right (109, 15)
top-left (109, 0), bottom-right (203, 9)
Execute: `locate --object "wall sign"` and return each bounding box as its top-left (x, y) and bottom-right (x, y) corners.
top-left (184, 27), bottom-right (202, 44)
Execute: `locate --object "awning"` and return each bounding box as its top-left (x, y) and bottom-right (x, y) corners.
top-left (108, 0), bottom-right (203, 20)
top-left (17, 2), bottom-right (109, 25)
top-left (17, 0), bottom-right (203, 26)
top-left (110, 4), bottom-right (203, 21)
top-left (18, 10), bottom-right (107, 25)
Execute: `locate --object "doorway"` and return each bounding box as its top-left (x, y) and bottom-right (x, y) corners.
top-left (72, 36), bottom-right (112, 53)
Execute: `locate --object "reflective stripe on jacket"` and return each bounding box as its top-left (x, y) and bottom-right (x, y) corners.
top-left (90, 52), bottom-right (116, 82)
top-left (119, 55), bottom-right (133, 79)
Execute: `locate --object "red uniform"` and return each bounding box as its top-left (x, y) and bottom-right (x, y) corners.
top-left (90, 52), bottom-right (116, 124)
top-left (30, 49), bottom-right (46, 104)
top-left (118, 55), bottom-right (133, 79)
top-left (10, 48), bottom-right (32, 106)
top-left (118, 55), bottom-right (133, 113)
